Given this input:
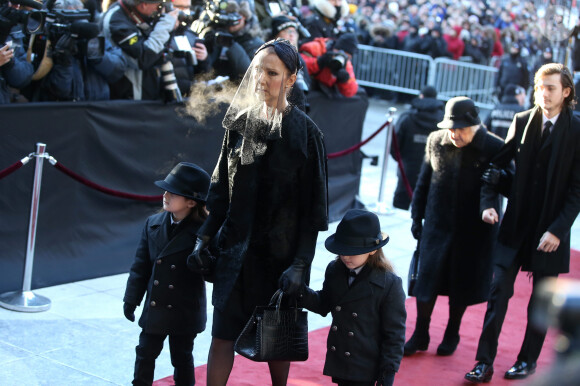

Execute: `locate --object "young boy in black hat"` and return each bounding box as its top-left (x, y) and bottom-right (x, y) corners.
top-left (123, 162), bottom-right (211, 386)
top-left (300, 209), bottom-right (406, 386)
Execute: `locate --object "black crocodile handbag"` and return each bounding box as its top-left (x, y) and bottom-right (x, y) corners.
top-left (234, 289), bottom-right (308, 362)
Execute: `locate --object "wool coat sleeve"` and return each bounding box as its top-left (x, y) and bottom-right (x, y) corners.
top-left (123, 218), bottom-right (152, 306)
top-left (197, 132), bottom-right (231, 239)
top-left (379, 274), bottom-right (406, 374)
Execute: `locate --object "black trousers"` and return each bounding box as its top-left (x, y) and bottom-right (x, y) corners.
top-left (133, 331), bottom-right (197, 386)
top-left (475, 243), bottom-right (557, 365)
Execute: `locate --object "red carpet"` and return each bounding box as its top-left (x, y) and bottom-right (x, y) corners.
top-left (155, 250), bottom-right (580, 385)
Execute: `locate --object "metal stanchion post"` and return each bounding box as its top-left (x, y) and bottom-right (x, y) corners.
top-left (369, 107), bottom-right (397, 215)
top-left (0, 143), bottom-right (51, 312)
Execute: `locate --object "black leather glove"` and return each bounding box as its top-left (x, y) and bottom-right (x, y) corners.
top-left (377, 371), bottom-right (395, 386)
top-left (317, 52), bottom-right (334, 69)
top-left (481, 163), bottom-right (506, 186)
top-left (187, 236), bottom-right (214, 275)
top-left (123, 302), bottom-right (136, 322)
top-left (411, 219), bottom-right (423, 240)
top-left (53, 34), bottom-right (76, 66)
top-left (279, 259), bottom-right (308, 296)
top-left (335, 68), bottom-right (350, 83)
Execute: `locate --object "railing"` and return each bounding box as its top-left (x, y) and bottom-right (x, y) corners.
top-left (352, 45), bottom-right (499, 109)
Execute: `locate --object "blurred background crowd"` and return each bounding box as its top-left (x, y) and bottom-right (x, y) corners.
top-left (1, 0), bottom-right (580, 104)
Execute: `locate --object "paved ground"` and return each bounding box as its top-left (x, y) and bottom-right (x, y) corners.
top-left (0, 96), bottom-right (578, 385)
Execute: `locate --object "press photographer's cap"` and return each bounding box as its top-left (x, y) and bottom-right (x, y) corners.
top-left (503, 83), bottom-right (525, 97)
top-left (155, 162), bottom-right (210, 203)
top-left (325, 209), bottom-right (389, 255)
top-left (437, 96), bottom-right (480, 130)
top-left (333, 33), bottom-right (358, 56)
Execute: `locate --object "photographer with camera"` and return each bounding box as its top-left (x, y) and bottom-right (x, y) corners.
top-left (194, 0), bottom-right (256, 82)
top-left (102, 0), bottom-right (179, 100)
top-left (301, 0), bottom-right (349, 42)
top-left (299, 32), bottom-right (358, 98)
top-left (170, 0), bottom-right (210, 97)
top-left (34, 0), bottom-right (128, 101)
top-left (0, 0), bottom-right (36, 103)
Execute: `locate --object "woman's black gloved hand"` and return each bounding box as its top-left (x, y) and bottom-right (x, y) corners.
top-left (279, 260), bottom-right (308, 296)
top-left (411, 219), bottom-right (423, 240)
top-left (187, 236), bottom-right (214, 275)
top-left (123, 302), bottom-right (137, 322)
top-left (481, 163), bottom-right (506, 186)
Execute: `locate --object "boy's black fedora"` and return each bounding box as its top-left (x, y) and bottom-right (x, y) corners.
top-left (155, 162), bottom-right (210, 203)
top-left (437, 96), bottom-right (480, 130)
top-left (325, 209), bottom-right (389, 255)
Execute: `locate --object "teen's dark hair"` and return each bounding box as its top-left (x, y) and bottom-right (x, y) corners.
top-left (534, 63), bottom-right (577, 109)
top-left (255, 38), bottom-right (302, 75)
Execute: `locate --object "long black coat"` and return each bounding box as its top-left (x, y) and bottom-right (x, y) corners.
top-left (392, 96), bottom-right (444, 210)
top-left (198, 106), bottom-right (329, 311)
top-left (301, 260), bottom-right (406, 382)
top-left (411, 128), bottom-right (504, 306)
top-left (124, 211), bottom-right (207, 335)
top-left (481, 106), bottom-right (580, 274)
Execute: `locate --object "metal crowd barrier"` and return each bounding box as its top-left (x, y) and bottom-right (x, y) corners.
top-left (352, 45), bottom-right (499, 109)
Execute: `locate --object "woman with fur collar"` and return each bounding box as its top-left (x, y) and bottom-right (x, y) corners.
top-left (302, 0), bottom-right (350, 41)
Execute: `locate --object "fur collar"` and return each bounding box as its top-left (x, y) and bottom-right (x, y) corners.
top-left (313, 0), bottom-right (349, 20)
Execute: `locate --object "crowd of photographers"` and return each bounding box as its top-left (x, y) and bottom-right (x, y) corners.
top-left (0, 0), bottom-right (357, 103)
top-left (2, 0), bottom-right (580, 105)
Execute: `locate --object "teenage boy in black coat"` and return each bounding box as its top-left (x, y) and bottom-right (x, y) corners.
top-left (466, 63), bottom-right (580, 383)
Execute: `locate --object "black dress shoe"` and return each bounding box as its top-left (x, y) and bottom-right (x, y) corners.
top-left (504, 360), bottom-right (536, 379)
top-left (465, 362), bottom-right (494, 383)
top-left (403, 332), bottom-right (429, 356)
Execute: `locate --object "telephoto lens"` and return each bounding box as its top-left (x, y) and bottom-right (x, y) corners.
top-left (161, 58), bottom-right (183, 103)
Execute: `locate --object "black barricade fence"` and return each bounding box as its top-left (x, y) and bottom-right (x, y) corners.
top-left (309, 90), bottom-right (368, 219)
top-left (0, 94), bottom-right (367, 293)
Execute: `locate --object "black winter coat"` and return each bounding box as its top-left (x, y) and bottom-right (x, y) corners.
top-left (124, 211), bottom-right (207, 335)
top-left (411, 127), bottom-right (504, 306)
top-left (301, 260), bottom-right (406, 382)
top-left (484, 95), bottom-right (525, 139)
top-left (198, 106), bottom-right (329, 311)
top-left (392, 97), bottom-right (444, 210)
top-left (481, 107), bottom-right (580, 274)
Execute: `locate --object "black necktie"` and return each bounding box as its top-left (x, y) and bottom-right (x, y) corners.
top-left (541, 121), bottom-right (552, 145)
top-left (348, 270), bottom-right (357, 287)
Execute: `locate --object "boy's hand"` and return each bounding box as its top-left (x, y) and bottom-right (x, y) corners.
top-left (123, 302), bottom-right (136, 322)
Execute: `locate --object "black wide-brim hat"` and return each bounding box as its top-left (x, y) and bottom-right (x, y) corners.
top-left (325, 209), bottom-right (389, 255)
top-left (437, 96), bottom-right (481, 130)
top-left (154, 162), bottom-right (210, 203)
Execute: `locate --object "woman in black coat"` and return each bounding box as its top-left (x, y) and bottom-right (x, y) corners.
top-left (188, 39), bottom-right (329, 385)
top-left (405, 97), bottom-right (504, 357)
top-left (123, 162), bottom-right (210, 386)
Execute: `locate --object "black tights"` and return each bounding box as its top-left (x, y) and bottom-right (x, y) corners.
top-left (416, 297), bottom-right (467, 334)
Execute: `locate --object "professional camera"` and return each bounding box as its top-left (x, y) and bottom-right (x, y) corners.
top-left (189, 0), bottom-right (239, 48)
top-left (0, 0), bottom-right (44, 45)
top-left (533, 278), bottom-right (580, 356)
top-left (328, 51), bottom-right (348, 72)
top-left (254, 0), bottom-right (310, 39)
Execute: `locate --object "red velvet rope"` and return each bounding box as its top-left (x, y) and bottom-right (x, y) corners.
top-left (390, 129), bottom-right (413, 199)
top-left (53, 162), bottom-right (163, 202)
top-left (327, 119), bottom-right (391, 159)
top-left (0, 160), bottom-right (24, 180)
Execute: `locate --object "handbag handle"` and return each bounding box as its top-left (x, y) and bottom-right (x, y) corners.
top-left (269, 289), bottom-right (300, 322)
